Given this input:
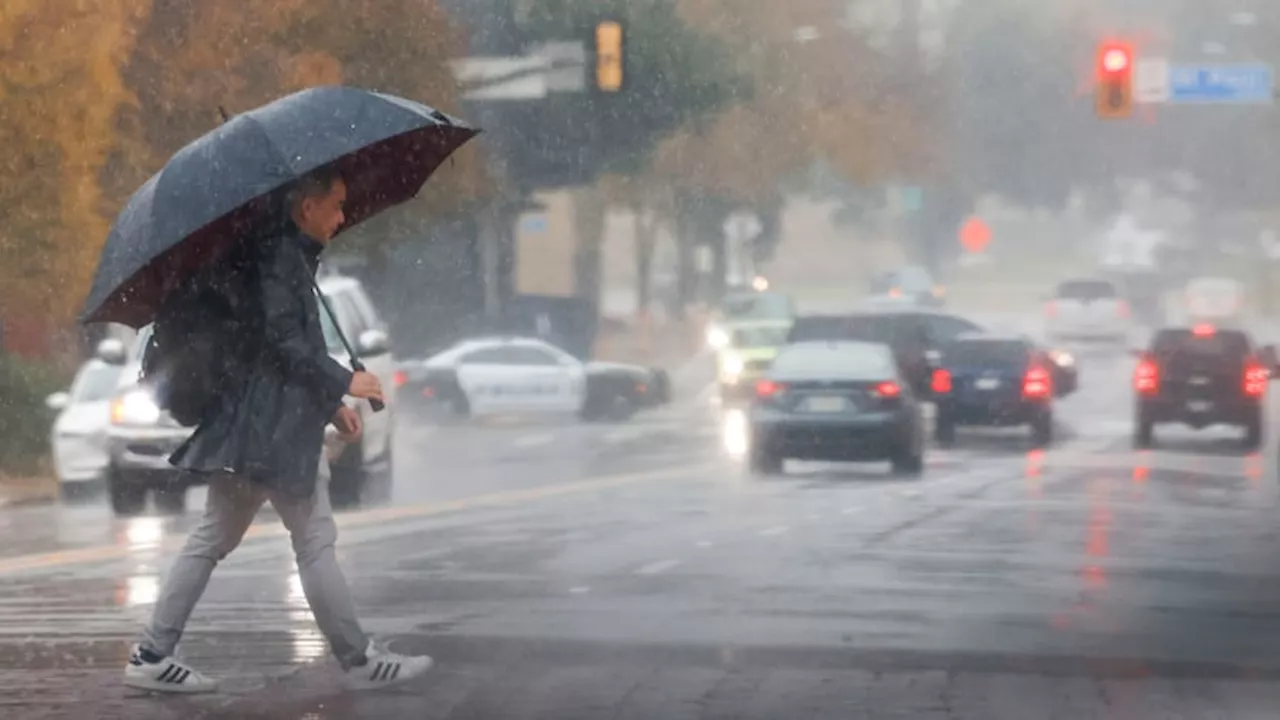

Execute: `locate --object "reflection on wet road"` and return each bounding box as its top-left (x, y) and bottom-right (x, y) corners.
top-left (11, 344), bottom-right (1280, 716)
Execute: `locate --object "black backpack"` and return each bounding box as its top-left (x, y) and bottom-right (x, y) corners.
top-left (141, 251), bottom-right (255, 427)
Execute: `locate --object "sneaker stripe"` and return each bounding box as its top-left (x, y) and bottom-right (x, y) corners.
top-left (174, 669), bottom-right (191, 684)
top-left (369, 661), bottom-right (383, 682)
top-left (388, 663), bottom-right (400, 681)
top-left (157, 665), bottom-right (177, 683)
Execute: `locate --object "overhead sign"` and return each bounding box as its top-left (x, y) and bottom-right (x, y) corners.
top-left (1135, 58), bottom-right (1170, 103)
top-left (1168, 63), bottom-right (1274, 104)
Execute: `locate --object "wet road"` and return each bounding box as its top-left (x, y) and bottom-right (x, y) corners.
top-left (9, 327), bottom-right (1280, 717)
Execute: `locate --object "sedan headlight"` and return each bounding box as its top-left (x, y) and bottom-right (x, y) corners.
top-left (707, 326), bottom-right (729, 349)
top-left (721, 353), bottom-right (745, 378)
top-left (111, 390), bottom-right (162, 426)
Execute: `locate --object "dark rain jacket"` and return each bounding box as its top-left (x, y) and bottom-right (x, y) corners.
top-left (170, 225), bottom-right (351, 496)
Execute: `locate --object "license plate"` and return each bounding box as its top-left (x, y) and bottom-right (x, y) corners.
top-left (1187, 400), bottom-right (1213, 412)
top-left (804, 396), bottom-right (845, 412)
top-left (975, 378), bottom-right (1001, 390)
top-left (1189, 376), bottom-right (1210, 386)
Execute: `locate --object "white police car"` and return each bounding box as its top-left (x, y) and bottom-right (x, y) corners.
top-left (399, 336), bottom-right (669, 421)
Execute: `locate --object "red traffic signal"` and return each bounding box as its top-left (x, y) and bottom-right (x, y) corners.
top-left (1095, 42), bottom-right (1133, 118)
top-left (1102, 48), bottom-right (1129, 73)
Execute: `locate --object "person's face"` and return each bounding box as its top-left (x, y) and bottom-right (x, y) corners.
top-left (297, 178), bottom-right (347, 243)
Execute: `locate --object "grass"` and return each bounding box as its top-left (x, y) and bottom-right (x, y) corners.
top-left (0, 355), bottom-right (69, 476)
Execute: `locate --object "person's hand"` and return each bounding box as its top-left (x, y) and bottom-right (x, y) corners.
top-left (331, 405), bottom-right (363, 442)
top-left (347, 371), bottom-right (383, 402)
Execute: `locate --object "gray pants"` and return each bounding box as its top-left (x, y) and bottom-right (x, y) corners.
top-left (140, 459), bottom-right (368, 668)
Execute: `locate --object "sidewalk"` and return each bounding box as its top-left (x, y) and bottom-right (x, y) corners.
top-left (592, 309), bottom-right (707, 369)
top-left (0, 472), bottom-right (55, 508)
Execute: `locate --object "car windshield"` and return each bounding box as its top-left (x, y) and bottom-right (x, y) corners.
top-left (771, 342), bottom-right (894, 379)
top-left (787, 315), bottom-right (898, 344)
top-left (1152, 329), bottom-right (1251, 360)
top-left (318, 297), bottom-right (346, 355)
top-left (1056, 280), bottom-right (1117, 300)
top-left (70, 362), bottom-right (124, 403)
top-left (720, 292), bottom-right (791, 320)
top-left (942, 339), bottom-right (1029, 365)
top-left (731, 325), bottom-right (789, 348)
top-left (894, 267), bottom-right (933, 291)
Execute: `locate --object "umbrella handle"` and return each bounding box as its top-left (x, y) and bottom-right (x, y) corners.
top-left (350, 359), bottom-right (386, 412)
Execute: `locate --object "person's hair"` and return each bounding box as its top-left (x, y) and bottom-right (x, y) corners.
top-left (284, 166), bottom-right (344, 213)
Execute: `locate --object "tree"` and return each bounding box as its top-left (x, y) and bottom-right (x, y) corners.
top-left (518, 0), bottom-right (741, 304)
top-left (0, 1), bottom-right (150, 354)
top-left (110, 0), bottom-right (492, 269)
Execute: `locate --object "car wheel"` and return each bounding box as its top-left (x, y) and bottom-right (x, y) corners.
top-left (108, 470), bottom-right (147, 517)
top-left (890, 438), bottom-right (925, 476)
top-left (1243, 412), bottom-right (1264, 451)
top-left (748, 434), bottom-right (783, 475)
top-left (1134, 406), bottom-right (1155, 449)
top-left (153, 482), bottom-right (187, 515)
top-left (59, 480), bottom-right (100, 504)
top-left (934, 412), bottom-right (957, 446)
top-left (1030, 409), bottom-right (1054, 448)
top-left (329, 442), bottom-right (365, 509)
top-left (749, 449), bottom-right (783, 475)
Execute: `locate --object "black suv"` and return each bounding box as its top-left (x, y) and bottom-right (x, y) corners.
top-left (1134, 325), bottom-right (1279, 449)
top-left (787, 310), bottom-right (981, 393)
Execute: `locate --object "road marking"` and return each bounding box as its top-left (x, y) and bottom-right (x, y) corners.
top-left (634, 559), bottom-right (682, 575)
top-left (0, 461), bottom-right (720, 576)
top-left (806, 513), bottom-right (823, 521)
top-left (569, 586), bottom-right (591, 595)
top-left (841, 507), bottom-right (858, 515)
top-left (759, 525), bottom-right (790, 536)
top-left (604, 428), bottom-right (643, 443)
top-left (513, 433), bottom-right (554, 449)
top-left (695, 540), bottom-right (714, 548)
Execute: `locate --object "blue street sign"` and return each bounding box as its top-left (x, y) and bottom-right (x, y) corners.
top-left (1168, 63), bottom-right (1274, 104)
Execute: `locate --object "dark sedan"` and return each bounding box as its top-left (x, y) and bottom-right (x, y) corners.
top-left (747, 341), bottom-right (925, 476)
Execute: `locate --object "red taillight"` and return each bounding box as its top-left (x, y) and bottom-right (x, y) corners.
top-left (1193, 323), bottom-right (1215, 337)
top-left (874, 381), bottom-right (901, 398)
top-left (393, 370), bottom-right (407, 387)
top-left (1117, 300), bottom-right (1130, 318)
top-left (931, 368), bottom-right (953, 394)
top-left (1022, 364), bottom-right (1052, 400)
top-left (1244, 358), bottom-right (1269, 397)
top-left (1045, 301), bottom-right (1057, 318)
top-left (422, 385), bottom-right (436, 398)
top-left (1134, 356), bottom-right (1159, 395)
top-left (756, 379), bottom-right (786, 398)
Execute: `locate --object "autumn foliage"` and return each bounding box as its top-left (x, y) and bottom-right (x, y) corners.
top-left (657, 0), bottom-right (932, 202)
top-left (0, 0), bottom-right (482, 356)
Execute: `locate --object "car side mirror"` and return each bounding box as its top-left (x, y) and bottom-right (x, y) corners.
top-left (95, 338), bottom-right (127, 365)
top-left (45, 391), bottom-right (70, 411)
top-left (356, 329), bottom-right (389, 358)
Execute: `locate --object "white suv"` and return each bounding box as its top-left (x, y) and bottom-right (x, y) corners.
top-left (1044, 278), bottom-right (1129, 343)
top-left (100, 275), bottom-right (396, 515)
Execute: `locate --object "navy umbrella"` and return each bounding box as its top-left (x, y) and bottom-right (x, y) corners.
top-left (81, 85), bottom-right (479, 328)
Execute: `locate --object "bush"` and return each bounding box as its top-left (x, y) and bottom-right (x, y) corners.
top-left (0, 355), bottom-right (70, 476)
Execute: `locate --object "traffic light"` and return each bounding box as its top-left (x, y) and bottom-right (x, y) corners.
top-left (1095, 42), bottom-right (1133, 118)
top-left (594, 20), bottom-right (624, 92)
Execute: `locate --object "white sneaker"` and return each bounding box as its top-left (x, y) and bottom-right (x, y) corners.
top-left (343, 641), bottom-right (432, 691)
top-left (123, 645), bottom-right (219, 694)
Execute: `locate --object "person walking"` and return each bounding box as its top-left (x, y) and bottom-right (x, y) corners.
top-left (123, 167), bottom-right (431, 694)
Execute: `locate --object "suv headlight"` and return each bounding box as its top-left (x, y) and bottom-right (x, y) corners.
top-left (111, 390), bottom-right (161, 426)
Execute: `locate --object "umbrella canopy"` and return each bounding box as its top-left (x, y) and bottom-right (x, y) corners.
top-left (81, 86), bottom-right (479, 328)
